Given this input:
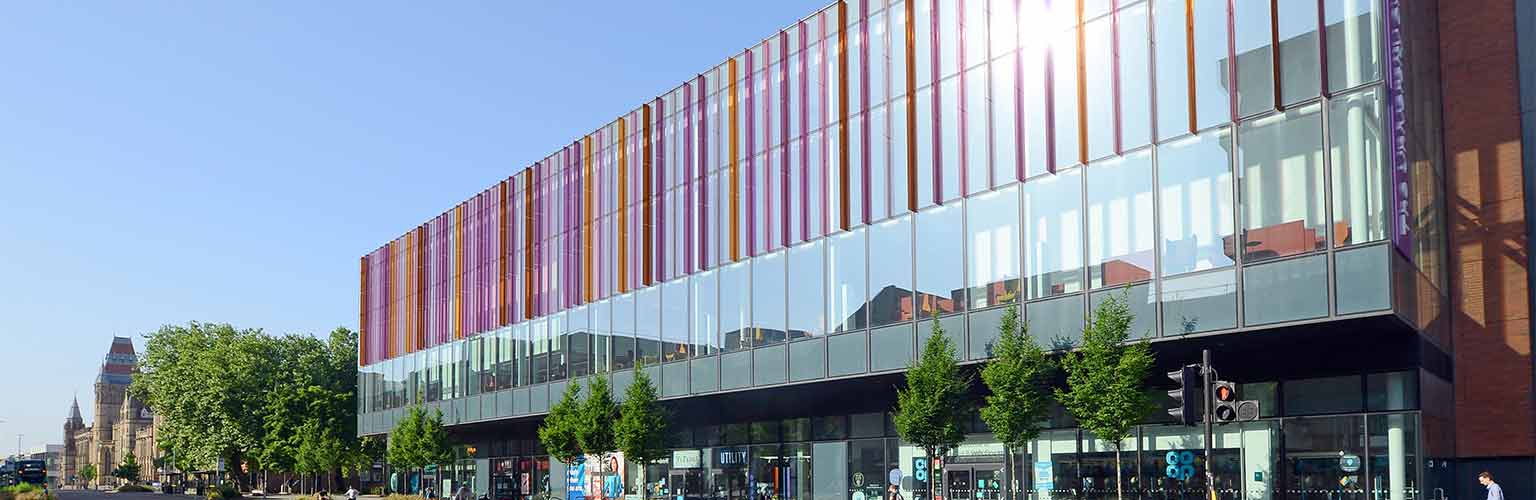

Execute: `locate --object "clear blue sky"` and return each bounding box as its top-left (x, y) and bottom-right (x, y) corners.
top-left (0, 0), bottom-right (826, 453)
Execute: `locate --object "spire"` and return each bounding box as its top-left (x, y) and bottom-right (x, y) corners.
top-left (66, 396), bottom-right (84, 430)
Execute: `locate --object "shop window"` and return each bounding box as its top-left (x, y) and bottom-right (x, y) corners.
top-left (1366, 413), bottom-right (1419, 500)
top-left (1284, 416), bottom-right (1366, 500)
top-left (1366, 371), bottom-right (1420, 411)
top-left (1284, 375), bottom-right (1364, 415)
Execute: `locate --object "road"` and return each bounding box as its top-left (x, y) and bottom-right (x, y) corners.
top-left (55, 492), bottom-right (381, 500)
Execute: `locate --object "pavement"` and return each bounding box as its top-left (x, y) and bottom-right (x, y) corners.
top-left (55, 491), bottom-right (388, 500)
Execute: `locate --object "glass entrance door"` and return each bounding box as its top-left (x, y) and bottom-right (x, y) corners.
top-left (945, 465), bottom-right (1002, 500)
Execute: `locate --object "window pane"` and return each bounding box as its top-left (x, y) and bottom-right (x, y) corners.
top-left (1051, 25), bottom-right (1080, 169)
top-left (1366, 413), bottom-right (1419, 500)
top-left (1085, 16), bottom-right (1115, 160)
top-left (720, 262), bottom-right (750, 352)
top-left (1239, 104), bottom-right (1326, 262)
top-left (916, 204), bottom-right (967, 317)
top-left (1283, 416), bottom-right (1366, 497)
top-left (1284, 376), bottom-right (1364, 414)
top-left (916, 88), bottom-right (936, 207)
top-left (1022, 41), bottom-right (1049, 177)
top-left (592, 301), bottom-right (610, 374)
top-left (965, 65), bottom-right (990, 194)
top-left (1242, 253), bottom-right (1329, 325)
top-left (1160, 269), bottom-right (1237, 335)
top-left (662, 279), bottom-right (690, 362)
top-left (1087, 151), bottom-right (1155, 288)
top-left (1023, 170), bottom-right (1083, 299)
top-left (1324, 0), bottom-right (1382, 92)
top-left (1120, 3), bottom-right (1152, 148)
top-left (1154, 0), bottom-right (1191, 140)
top-left (941, 77), bottom-right (963, 200)
top-left (692, 271), bottom-right (719, 356)
top-left (1158, 128), bottom-right (1235, 276)
top-left (1192, 0), bottom-right (1229, 129)
top-left (829, 229), bottom-right (869, 332)
top-left (970, 186), bottom-right (1023, 305)
top-left (612, 295), bottom-right (636, 370)
top-left (1329, 87), bottom-right (1388, 246)
top-left (1277, 0), bottom-right (1321, 104)
top-left (992, 54), bottom-right (1018, 184)
top-left (568, 308), bottom-right (591, 378)
top-left (753, 251), bottom-right (788, 346)
top-left (869, 216), bottom-right (914, 327)
top-left (636, 289), bottom-right (661, 366)
top-left (1234, 0), bottom-right (1274, 116)
top-left (788, 241), bottom-right (827, 339)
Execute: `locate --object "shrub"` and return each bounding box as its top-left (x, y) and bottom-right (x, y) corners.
top-left (15, 492), bottom-right (53, 500)
top-left (370, 487), bottom-right (386, 497)
top-left (386, 495), bottom-right (425, 500)
top-left (117, 484), bottom-right (154, 493)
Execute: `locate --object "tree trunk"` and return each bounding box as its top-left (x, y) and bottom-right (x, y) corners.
top-left (1113, 447), bottom-right (1123, 500)
top-left (924, 449), bottom-right (935, 500)
top-left (1002, 446), bottom-right (1012, 500)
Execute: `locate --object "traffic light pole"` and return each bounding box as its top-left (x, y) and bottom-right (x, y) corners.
top-left (1202, 349), bottom-right (1214, 500)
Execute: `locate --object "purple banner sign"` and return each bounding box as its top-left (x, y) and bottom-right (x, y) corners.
top-left (1386, 0), bottom-right (1413, 261)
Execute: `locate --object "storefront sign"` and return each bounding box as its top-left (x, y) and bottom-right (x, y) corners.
top-left (1033, 462), bottom-right (1053, 491)
top-left (953, 443), bottom-right (1005, 458)
top-left (1385, 0), bottom-right (1413, 261)
top-left (1339, 455), bottom-right (1361, 473)
top-left (671, 450), bottom-right (701, 469)
top-left (718, 448), bottom-right (749, 467)
top-left (1164, 451), bottom-right (1196, 481)
top-left (567, 462), bottom-right (587, 500)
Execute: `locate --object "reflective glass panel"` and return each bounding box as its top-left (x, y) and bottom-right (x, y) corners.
top-left (1023, 170), bottom-right (1082, 299)
top-left (970, 186), bottom-right (1023, 306)
top-left (1158, 128), bottom-right (1235, 276)
top-left (1238, 104), bottom-right (1326, 262)
top-left (720, 262), bottom-right (751, 352)
top-left (692, 271), bottom-right (719, 356)
top-left (829, 229), bottom-right (869, 333)
top-left (1324, 0), bottom-right (1383, 92)
top-left (662, 278), bottom-right (690, 362)
top-left (787, 241), bottom-right (826, 339)
top-left (869, 216), bottom-right (914, 327)
top-left (1087, 151), bottom-right (1155, 288)
top-left (753, 251), bottom-right (788, 347)
top-left (916, 204), bottom-right (967, 317)
top-left (1329, 87), bottom-right (1388, 246)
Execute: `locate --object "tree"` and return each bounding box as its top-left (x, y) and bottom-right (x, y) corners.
top-left (1056, 292), bottom-right (1154, 500)
top-left (578, 377), bottom-right (619, 487)
top-left (79, 464), bottom-right (97, 487)
top-left (894, 312), bottom-right (971, 500)
top-left (418, 409), bottom-right (453, 491)
top-left (616, 366), bottom-right (669, 500)
top-left (980, 304), bottom-right (1054, 500)
top-left (540, 383), bottom-right (585, 465)
top-left (114, 451), bottom-right (144, 484)
top-left (134, 322), bottom-right (283, 490)
top-left (387, 406), bottom-right (427, 488)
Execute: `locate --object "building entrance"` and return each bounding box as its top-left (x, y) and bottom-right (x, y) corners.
top-left (944, 464), bottom-right (1003, 500)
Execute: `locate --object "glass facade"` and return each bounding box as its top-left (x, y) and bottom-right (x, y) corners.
top-left (355, 3), bottom-right (1444, 500)
top-left (358, 0), bottom-right (1411, 416)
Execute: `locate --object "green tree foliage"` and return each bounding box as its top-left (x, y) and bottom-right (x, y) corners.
top-left (134, 322), bottom-right (280, 489)
top-left (1056, 292), bottom-right (1154, 500)
top-left (616, 366), bottom-right (669, 498)
top-left (78, 464), bottom-right (97, 486)
top-left (979, 304), bottom-right (1054, 500)
top-left (577, 377), bottom-right (617, 459)
top-left (387, 407), bottom-right (427, 470)
top-left (418, 408), bottom-right (453, 471)
top-left (134, 323), bottom-right (363, 490)
top-left (113, 451), bottom-right (143, 484)
top-left (539, 383), bottom-right (585, 464)
top-left (894, 313), bottom-right (972, 500)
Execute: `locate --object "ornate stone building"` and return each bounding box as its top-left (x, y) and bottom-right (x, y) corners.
top-left (62, 337), bottom-right (158, 487)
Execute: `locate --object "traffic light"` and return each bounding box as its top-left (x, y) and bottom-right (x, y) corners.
top-left (1166, 365), bottom-right (1200, 426)
top-left (1211, 381), bottom-right (1261, 423)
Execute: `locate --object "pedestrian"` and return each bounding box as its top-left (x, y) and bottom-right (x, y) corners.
top-left (1479, 472), bottom-right (1504, 500)
top-left (455, 485), bottom-right (471, 500)
top-left (346, 485), bottom-right (359, 500)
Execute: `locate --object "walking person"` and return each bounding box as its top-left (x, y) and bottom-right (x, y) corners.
top-left (455, 484), bottom-right (472, 500)
top-left (1478, 472), bottom-right (1504, 500)
top-left (346, 484), bottom-right (359, 500)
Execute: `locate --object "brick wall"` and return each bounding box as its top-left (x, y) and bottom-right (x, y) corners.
top-left (1438, 0), bottom-right (1536, 458)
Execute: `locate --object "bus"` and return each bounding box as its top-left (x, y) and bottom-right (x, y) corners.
top-left (0, 460), bottom-right (47, 487)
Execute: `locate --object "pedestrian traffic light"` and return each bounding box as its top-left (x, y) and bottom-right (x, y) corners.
top-left (1212, 381), bottom-right (1238, 422)
top-left (1166, 365), bottom-right (1199, 426)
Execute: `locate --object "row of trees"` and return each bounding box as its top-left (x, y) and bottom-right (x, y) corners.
top-left (384, 406), bottom-right (453, 493)
top-left (132, 322), bottom-right (377, 492)
top-left (896, 294), bottom-right (1153, 500)
top-left (538, 366), bottom-right (670, 497)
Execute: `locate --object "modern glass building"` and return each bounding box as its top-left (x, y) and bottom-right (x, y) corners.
top-left (353, 1), bottom-right (1495, 500)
